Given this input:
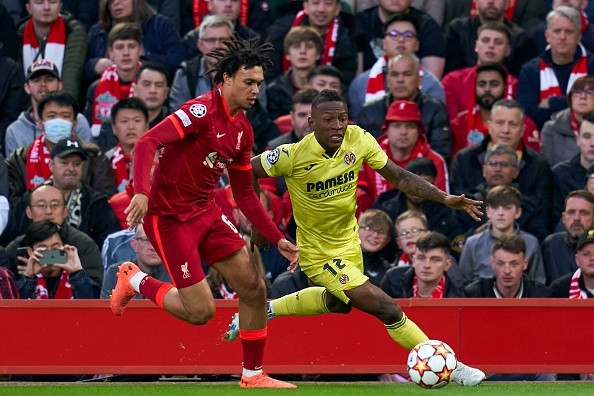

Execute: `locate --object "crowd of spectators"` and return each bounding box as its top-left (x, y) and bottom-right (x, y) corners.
top-left (0, 0), bottom-right (594, 380)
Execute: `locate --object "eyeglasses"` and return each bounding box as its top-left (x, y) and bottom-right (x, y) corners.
top-left (397, 227), bottom-right (427, 239)
top-left (385, 30), bottom-right (417, 40)
top-left (485, 160), bottom-right (514, 168)
top-left (29, 201), bottom-right (64, 211)
top-left (200, 37), bottom-right (230, 44)
top-left (361, 225), bottom-right (389, 236)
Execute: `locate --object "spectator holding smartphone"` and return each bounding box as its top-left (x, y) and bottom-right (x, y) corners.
top-left (16, 220), bottom-right (99, 299)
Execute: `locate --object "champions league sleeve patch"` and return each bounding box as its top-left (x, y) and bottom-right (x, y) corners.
top-left (189, 103), bottom-right (207, 118)
top-left (264, 148), bottom-right (280, 169)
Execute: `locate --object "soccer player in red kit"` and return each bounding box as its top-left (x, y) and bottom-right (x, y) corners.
top-left (109, 36), bottom-right (299, 388)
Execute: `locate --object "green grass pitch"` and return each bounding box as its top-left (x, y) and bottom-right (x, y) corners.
top-left (1, 382), bottom-right (594, 396)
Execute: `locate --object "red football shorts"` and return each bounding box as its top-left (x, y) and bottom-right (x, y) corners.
top-left (143, 207), bottom-right (245, 289)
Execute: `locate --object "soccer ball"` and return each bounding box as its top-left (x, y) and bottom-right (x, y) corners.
top-left (407, 340), bottom-right (458, 389)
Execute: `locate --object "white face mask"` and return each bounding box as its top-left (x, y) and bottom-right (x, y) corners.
top-left (43, 118), bottom-right (73, 143)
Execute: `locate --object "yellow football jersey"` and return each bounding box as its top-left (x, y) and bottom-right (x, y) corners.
top-left (261, 125), bottom-right (388, 260)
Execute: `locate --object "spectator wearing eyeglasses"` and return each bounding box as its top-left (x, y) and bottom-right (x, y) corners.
top-left (459, 144), bottom-right (549, 242)
top-left (392, 210), bottom-right (429, 267)
top-left (347, 13), bottom-right (445, 120)
top-left (3, 184), bottom-right (103, 287)
top-left (381, 231), bottom-right (465, 298)
top-left (357, 209), bottom-right (395, 287)
top-left (101, 224), bottom-right (170, 299)
top-left (541, 75), bottom-right (594, 167)
top-left (458, 185), bottom-right (545, 287)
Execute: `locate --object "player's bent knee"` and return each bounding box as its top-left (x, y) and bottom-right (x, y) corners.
top-left (325, 296), bottom-right (351, 314)
top-left (185, 306), bottom-right (216, 325)
top-left (234, 277), bottom-right (267, 303)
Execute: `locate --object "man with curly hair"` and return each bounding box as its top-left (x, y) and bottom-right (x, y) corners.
top-left (110, 35), bottom-right (299, 388)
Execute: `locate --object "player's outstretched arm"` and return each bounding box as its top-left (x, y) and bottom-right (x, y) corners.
top-left (377, 161), bottom-right (483, 221)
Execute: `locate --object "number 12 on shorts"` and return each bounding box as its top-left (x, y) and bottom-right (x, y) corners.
top-left (323, 258), bottom-right (345, 276)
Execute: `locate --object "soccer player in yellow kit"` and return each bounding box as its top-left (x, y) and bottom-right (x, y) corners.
top-left (227, 90), bottom-right (486, 386)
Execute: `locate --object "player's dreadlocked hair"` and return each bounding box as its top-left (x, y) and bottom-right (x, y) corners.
top-left (207, 34), bottom-right (274, 84)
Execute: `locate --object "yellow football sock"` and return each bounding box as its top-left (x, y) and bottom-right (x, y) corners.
top-left (385, 313), bottom-right (429, 350)
top-left (270, 286), bottom-right (330, 317)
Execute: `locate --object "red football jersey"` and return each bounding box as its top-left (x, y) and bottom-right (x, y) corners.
top-left (134, 89), bottom-right (254, 221)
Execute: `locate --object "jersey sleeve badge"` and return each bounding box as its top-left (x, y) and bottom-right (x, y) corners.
top-left (264, 148), bottom-right (280, 169)
top-left (189, 103), bottom-right (207, 118)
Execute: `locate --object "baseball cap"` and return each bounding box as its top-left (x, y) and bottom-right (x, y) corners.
top-left (382, 100), bottom-right (424, 133)
top-left (50, 138), bottom-right (87, 160)
top-left (577, 229), bottom-right (594, 250)
top-left (26, 59), bottom-right (60, 81)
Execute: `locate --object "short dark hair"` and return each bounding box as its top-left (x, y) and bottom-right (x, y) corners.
top-left (99, 0), bottom-right (155, 28)
top-left (486, 185), bottom-right (522, 208)
top-left (23, 220), bottom-right (62, 248)
top-left (135, 61), bottom-right (168, 84)
top-left (382, 13), bottom-right (420, 36)
top-left (110, 97), bottom-right (149, 123)
top-left (307, 65), bottom-right (344, 84)
top-left (579, 110), bottom-right (594, 132)
top-left (415, 231), bottom-right (451, 255)
top-left (476, 62), bottom-right (507, 84)
top-left (564, 190), bottom-right (594, 209)
top-left (108, 22), bottom-right (143, 47)
top-left (311, 89), bottom-right (347, 111)
top-left (37, 90), bottom-right (79, 118)
top-left (292, 88), bottom-right (319, 107)
top-left (405, 158), bottom-right (437, 178)
top-left (492, 234), bottom-right (526, 255)
top-left (477, 21), bottom-right (511, 42)
top-left (208, 34), bottom-right (273, 84)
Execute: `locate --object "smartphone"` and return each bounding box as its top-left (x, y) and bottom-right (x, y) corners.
top-left (39, 249), bottom-right (67, 265)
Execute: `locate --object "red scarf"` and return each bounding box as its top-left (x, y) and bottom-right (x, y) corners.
top-left (412, 275), bottom-right (445, 298)
top-left (25, 135), bottom-right (52, 190)
top-left (35, 271), bottom-right (73, 299)
top-left (397, 252), bottom-right (410, 267)
top-left (192, 0), bottom-right (248, 27)
top-left (470, 0), bottom-right (517, 21)
top-left (582, 11), bottom-right (589, 33)
top-left (570, 109), bottom-right (580, 137)
top-left (365, 54), bottom-right (388, 104)
top-left (282, 10), bottom-right (338, 72)
top-left (22, 15), bottom-right (66, 76)
top-left (111, 143), bottom-right (131, 192)
top-left (91, 64), bottom-right (135, 137)
top-left (539, 44), bottom-right (588, 101)
top-left (569, 268), bottom-right (588, 299)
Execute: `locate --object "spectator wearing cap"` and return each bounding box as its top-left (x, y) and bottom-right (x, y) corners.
top-left (46, 137), bottom-right (120, 248)
top-left (6, 90), bottom-right (116, 207)
top-left (4, 59), bottom-right (92, 157)
top-left (550, 228), bottom-right (594, 297)
top-left (357, 100), bottom-right (449, 215)
top-left (17, 0), bottom-right (87, 100)
top-left (356, 53), bottom-right (452, 163)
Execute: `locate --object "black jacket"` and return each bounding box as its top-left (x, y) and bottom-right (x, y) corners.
top-left (380, 265), bottom-right (465, 298)
top-left (443, 0), bottom-right (547, 31)
top-left (552, 154), bottom-right (587, 223)
top-left (450, 136), bottom-right (552, 226)
top-left (542, 232), bottom-right (578, 286)
top-left (464, 274), bottom-right (552, 298)
top-left (550, 271), bottom-right (594, 298)
top-left (6, 140), bottom-right (117, 206)
top-left (356, 92), bottom-right (452, 163)
top-left (0, 56), bottom-right (27, 155)
top-left (6, 222), bottom-right (103, 286)
top-left (444, 16), bottom-right (536, 76)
